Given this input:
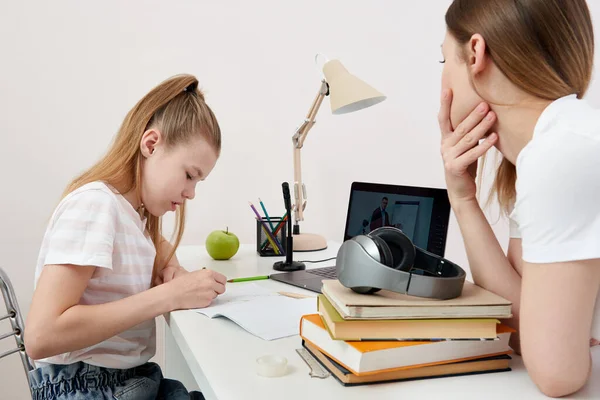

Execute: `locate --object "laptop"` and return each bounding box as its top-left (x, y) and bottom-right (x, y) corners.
top-left (269, 181), bottom-right (452, 293)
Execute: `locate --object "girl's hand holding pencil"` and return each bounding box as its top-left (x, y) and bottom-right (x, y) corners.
top-left (166, 268), bottom-right (227, 309)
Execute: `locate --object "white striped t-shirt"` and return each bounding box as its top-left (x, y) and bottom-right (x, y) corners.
top-left (34, 181), bottom-right (157, 369)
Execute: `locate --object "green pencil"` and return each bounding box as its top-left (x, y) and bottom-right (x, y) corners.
top-left (227, 275), bottom-right (270, 283)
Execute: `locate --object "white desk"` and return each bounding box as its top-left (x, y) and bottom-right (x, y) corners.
top-left (166, 242), bottom-right (600, 400)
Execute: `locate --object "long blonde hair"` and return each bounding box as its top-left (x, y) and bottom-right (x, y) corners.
top-left (445, 0), bottom-right (594, 213)
top-left (63, 74), bottom-right (221, 281)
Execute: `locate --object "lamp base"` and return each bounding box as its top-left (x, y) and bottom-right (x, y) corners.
top-left (292, 233), bottom-right (328, 252)
top-left (273, 260), bottom-right (306, 272)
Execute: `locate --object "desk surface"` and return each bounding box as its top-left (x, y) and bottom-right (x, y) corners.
top-left (169, 242), bottom-right (600, 400)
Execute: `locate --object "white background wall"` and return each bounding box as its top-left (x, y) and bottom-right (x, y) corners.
top-left (1, 1), bottom-right (599, 397)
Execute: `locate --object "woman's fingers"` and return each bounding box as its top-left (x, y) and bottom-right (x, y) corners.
top-left (444, 102), bottom-right (490, 148)
top-left (448, 111), bottom-right (497, 159)
top-left (454, 133), bottom-right (498, 172)
top-left (438, 89), bottom-right (454, 136)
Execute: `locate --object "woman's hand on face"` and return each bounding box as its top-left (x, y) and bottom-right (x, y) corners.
top-left (438, 89), bottom-right (498, 204)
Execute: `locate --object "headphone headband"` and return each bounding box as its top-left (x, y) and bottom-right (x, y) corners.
top-left (336, 228), bottom-right (466, 299)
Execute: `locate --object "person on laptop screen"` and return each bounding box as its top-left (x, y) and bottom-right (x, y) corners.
top-left (369, 196), bottom-right (390, 230)
top-left (369, 196), bottom-right (404, 232)
top-left (439, 0), bottom-right (599, 397)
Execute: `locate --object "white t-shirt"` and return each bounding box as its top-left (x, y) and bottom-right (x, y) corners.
top-left (509, 94), bottom-right (600, 339)
top-left (34, 181), bottom-right (157, 369)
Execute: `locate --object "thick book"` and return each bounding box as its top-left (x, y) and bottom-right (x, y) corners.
top-left (317, 294), bottom-right (499, 340)
top-left (322, 279), bottom-right (512, 319)
top-left (302, 340), bottom-right (512, 386)
top-left (299, 314), bottom-right (514, 375)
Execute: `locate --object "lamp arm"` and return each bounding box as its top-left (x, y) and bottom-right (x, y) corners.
top-left (292, 147), bottom-right (304, 222)
top-left (291, 80), bottom-right (328, 224)
top-left (292, 80), bottom-right (328, 149)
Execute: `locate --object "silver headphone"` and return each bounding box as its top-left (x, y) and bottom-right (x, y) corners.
top-left (336, 227), bottom-right (466, 300)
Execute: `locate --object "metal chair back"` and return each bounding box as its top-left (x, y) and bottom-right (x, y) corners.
top-left (0, 267), bottom-right (34, 385)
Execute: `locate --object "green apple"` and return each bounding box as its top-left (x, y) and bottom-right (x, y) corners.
top-left (206, 227), bottom-right (240, 260)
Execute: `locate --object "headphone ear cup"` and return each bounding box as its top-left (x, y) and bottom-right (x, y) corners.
top-left (351, 286), bottom-right (382, 295)
top-left (370, 227), bottom-right (416, 272)
top-left (347, 235), bottom-right (385, 295)
top-left (369, 235), bottom-right (394, 268)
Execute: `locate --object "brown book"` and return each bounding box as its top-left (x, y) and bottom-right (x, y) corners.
top-left (300, 314), bottom-right (514, 375)
top-left (318, 294), bottom-right (499, 340)
top-left (322, 279), bottom-right (512, 320)
top-left (303, 340), bottom-right (512, 386)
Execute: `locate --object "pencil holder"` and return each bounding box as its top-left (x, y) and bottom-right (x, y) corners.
top-left (256, 217), bottom-right (287, 257)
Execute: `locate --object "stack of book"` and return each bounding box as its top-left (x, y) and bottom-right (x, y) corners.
top-left (299, 279), bottom-right (514, 386)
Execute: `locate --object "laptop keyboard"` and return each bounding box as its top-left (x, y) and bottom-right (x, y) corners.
top-left (306, 266), bottom-right (337, 279)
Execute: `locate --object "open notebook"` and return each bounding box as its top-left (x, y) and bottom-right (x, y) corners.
top-left (191, 283), bottom-right (316, 340)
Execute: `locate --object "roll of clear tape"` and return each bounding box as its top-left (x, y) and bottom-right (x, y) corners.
top-left (256, 355), bottom-right (288, 377)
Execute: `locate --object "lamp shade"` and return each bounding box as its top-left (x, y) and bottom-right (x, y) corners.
top-left (322, 59), bottom-right (386, 115)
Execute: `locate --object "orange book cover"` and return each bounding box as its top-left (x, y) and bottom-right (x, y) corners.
top-left (300, 314), bottom-right (515, 376)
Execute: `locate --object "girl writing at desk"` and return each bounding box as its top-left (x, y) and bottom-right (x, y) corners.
top-left (438, 0), bottom-right (599, 397)
top-left (25, 74), bottom-right (226, 399)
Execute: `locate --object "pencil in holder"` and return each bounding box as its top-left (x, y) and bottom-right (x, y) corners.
top-left (256, 217), bottom-right (287, 257)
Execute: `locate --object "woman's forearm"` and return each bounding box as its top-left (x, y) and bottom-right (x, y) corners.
top-left (452, 199), bottom-right (522, 351)
top-left (26, 283), bottom-right (175, 360)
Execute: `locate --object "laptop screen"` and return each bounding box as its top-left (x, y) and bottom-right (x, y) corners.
top-left (343, 182), bottom-right (451, 257)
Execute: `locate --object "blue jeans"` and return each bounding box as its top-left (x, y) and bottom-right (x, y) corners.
top-left (28, 361), bottom-right (205, 400)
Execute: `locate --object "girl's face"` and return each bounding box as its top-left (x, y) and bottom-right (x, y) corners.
top-left (441, 32), bottom-right (485, 130)
top-left (140, 132), bottom-right (218, 217)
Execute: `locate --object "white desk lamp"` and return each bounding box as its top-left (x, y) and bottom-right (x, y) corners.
top-left (291, 55), bottom-right (386, 251)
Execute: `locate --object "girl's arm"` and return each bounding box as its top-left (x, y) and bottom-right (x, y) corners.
top-left (520, 259), bottom-right (600, 397)
top-left (507, 238), bottom-right (524, 277)
top-left (25, 263), bottom-right (226, 360)
top-left (159, 235), bottom-right (182, 268)
top-left (509, 237), bottom-right (598, 397)
top-left (456, 205), bottom-right (599, 397)
top-left (438, 92), bottom-right (523, 349)
top-left (452, 200), bottom-right (522, 350)
top-left (154, 236), bottom-right (189, 286)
